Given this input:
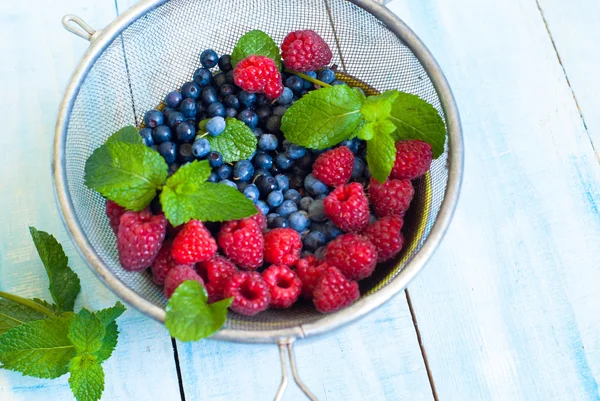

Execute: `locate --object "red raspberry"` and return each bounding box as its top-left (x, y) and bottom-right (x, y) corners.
top-left (368, 177), bottom-right (415, 218)
top-left (313, 266), bottom-right (360, 313)
top-left (281, 30), bottom-right (332, 72)
top-left (106, 200), bottom-right (126, 234)
top-left (363, 215), bottom-right (405, 262)
top-left (218, 219), bottom-right (264, 270)
top-left (263, 228), bottom-right (302, 266)
top-left (323, 182), bottom-right (370, 232)
top-left (224, 271), bottom-right (270, 316)
top-left (261, 265), bottom-right (302, 308)
top-left (164, 265), bottom-right (204, 299)
top-left (151, 239), bottom-right (186, 285)
top-left (117, 210), bottom-right (166, 272)
top-left (245, 208), bottom-right (267, 232)
top-left (171, 220), bottom-right (217, 265)
top-left (324, 233), bottom-right (377, 280)
top-left (296, 258), bottom-right (326, 300)
top-left (312, 146), bottom-right (354, 187)
top-left (390, 140), bottom-right (433, 180)
top-left (233, 55), bottom-right (284, 99)
top-left (196, 256), bottom-right (238, 303)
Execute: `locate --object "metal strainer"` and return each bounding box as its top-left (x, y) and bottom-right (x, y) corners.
top-left (54, 0), bottom-right (462, 398)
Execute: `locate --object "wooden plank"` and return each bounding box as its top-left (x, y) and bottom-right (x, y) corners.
top-left (386, 0), bottom-right (600, 399)
top-left (0, 1), bottom-right (182, 400)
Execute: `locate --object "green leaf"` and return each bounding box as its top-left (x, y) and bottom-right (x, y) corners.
top-left (360, 90), bottom-right (399, 122)
top-left (106, 126), bottom-right (142, 145)
top-left (84, 132), bottom-right (168, 211)
top-left (161, 179), bottom-right (257, 226)
top-left (0, 315), bottom-right (75, 378)
top-left (231, 30), bottom-right (282, 70)
top-left (69, 353), bottom-right (105, 401)
top-left (29, 227), bottom-right (81, 313)
top-left (95, 302), bottom-right (126, 327)
top-left (68, 309), bottom-right (105, 354)
top-left (94, 302), bottom-right (126, 363)
top-left (207, 119), bottom-right (258, 162)
top-left (388, 92), bottom-right (446, 158)
top-left (165, 281), bottom-right (232, 342)
top-left (0, 299), bottom-right (48, 336)
top-left (281, 85), bottom-right (364, 149)
top-left (366, 123), bottom-right (397, 183)
top-left (32, 298), bottom-right (58, 313)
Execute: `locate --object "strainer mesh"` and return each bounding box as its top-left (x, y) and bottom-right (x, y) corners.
top-left (64, 0), bottom-right (448, 332)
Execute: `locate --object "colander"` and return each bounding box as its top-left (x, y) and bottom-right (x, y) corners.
top-left (53, 0), bottom-right (463, 398)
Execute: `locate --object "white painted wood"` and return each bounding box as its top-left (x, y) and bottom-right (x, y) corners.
top-left (386, 0), bottom-right (600, 400)
top-left (0, 1), bottom-right (182, 400)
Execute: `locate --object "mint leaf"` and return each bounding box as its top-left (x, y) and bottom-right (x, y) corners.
top-left (106, 126), bottom-right (142, 145)
top-left (95, 302), bottom-right (126, 327)
top-left (32, 298), bottom-right (58, 313)
top-left (84, 132), bottom-right (168, 211)
top-left (68, 309), bottom-right (105, 354)
top-left (0, 299), bottom-right (48, 336)
top-left (68, 353), bottom-right (104, 401)
top-left (0, 315), bottom-right (75, 378)
top-left (361, 91), bottom-right (399, 122)
top-left (29, 227), bottom-right (81, 313)
top-left (231, 30), bottom-right (282, 70)
top-left (207, 118), bottom-right (257, 162)
top-left (388, 92), bottom-right (446, 158)
top-left (366, 122), bottom-right (397, 183)
top-left (165, 281), bottom-right (232, 342)
top-left (282, 85), bottom-right (364, 149)
top-left (94, 302), bottom-right (126, 363)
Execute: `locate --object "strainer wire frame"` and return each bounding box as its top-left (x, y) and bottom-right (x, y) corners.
top-left (53, 0), bottom-right (463, 344)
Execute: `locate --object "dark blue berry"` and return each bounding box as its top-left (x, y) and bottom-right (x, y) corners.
top-left (265, 115), bottom-right (282, 133)
top-left (256, 106), bottom-right (272, 124)
top-left (352, 158), bottom-right (365, 178)
top-left (195, 101), bottom-right (206, 117)
top-left (282, 139), bottom-right (292, 150)
top-left (239, 91), bottom-right (257, 108)
top-left (276, 200), bottom-right (297, 217)
top-left (317, 69), bottom-right (336, 84)
top-left (175, 122), bottom-right (196, 143)
top-left (332, 80), bottom-right (346, 86)
top-left (255, 175), bottom-right (278, 196)
top-left (139, 128), bottom-right (154, 147)
top-left (252, 128), bottom-right (264, 138)
top-left (178, 98), bottom-right (196, 118)
top-left (144, 109), bottom-right (164, 128)
top-left (226, 70), bottom-right (235, 84)
top-left (220, 179), bottom-right (238, 189)
top-left (256, 94), bottom-right (270, 107)
top-left (215, 164), bottom-right (232, 180)
top-left (303, 72), bottom-right (316, 89)
top-left (208, 151), bottom-right (223, 168)
top-left (218, 54), bottom-right (232, 72)
top-left (304, 231), bottom-right (326, 251)
top-left (200, 49), bottom-right (219, 68)
top-left (296, 153), bottom-right (313, 170)
top-left (253, 152), bottom-right (273, 170)
top-left (192, 138), bottom-right (210, 158)
top-left (341, 138), bottom-right (360, 153)
top-left (238, 110), bottom-right (258, 129)
top-left (272, 105), bottom-right (288, 117)
top-left (208, 102), bottom-right (226, 118)
top-left (258, 134), bottom-right (278, 151)
top-left (364, 166), bottom-right (372, 179)
top-left (284, 189), bottom-right (302, 205)
top-left (286, 144), bottom-right (306, 160)
top-left (299, 196), bottom-right (314, 211)
top-left (220, 84), bottom-right (236, 97)
top-left (201, 86), bottom-right (218, 105)
top-left (223, 95), bottom-right (240, 110)
top-left (180, 82), bottom-right (200, 99)
top-left (304, 174), bottom-right (328, 196)
top-left (243, 184), bottom-right (260, 202)
top-left (275, 153), bottom-right (294, 170)
top-left (276, 87), bottom-right (294, 105)
top-left (289, 175), bottom-right (304, 190)
top-left (225, 108), bottom-right (237, 118)
top-left (213, 72), bottom-right (227, 87)
top-left (292, 165), bottom-right (310, 179)
top-left (285, 76), bottom-right (304, 93)
top-left (255, 200), bottom-right (270, 215)
top-left (308, 199), bottom-right (326, 222)
top-left (152, 125), bottom-right (172, 143)
top-left (267, 213), bottom-right (280, 227)
top-left (206, 116), bottom-right (226, 136)
top-left (165, 91), bottom-right (183, 108)
top-left (158, 141), bottom-right (177, 164)
top-left (207, 171), bottom-right (219, 183)
top-left (233, 160), bottom-right (254, 182)
top-left (177, 143), bottom-right (194, 164)
top-left (267, 190), bottom-right (284, 208)
top-left (271, 216), bottom-right (289, 228)
top-left (274, 174), bottom-right (290, 192)
top-left (193, 68), bottom-right (212, 87)
top-left (289, 211), bottom-right (310, 232)
top-left (163, 108), bottom-right (175, 121)
top-left (167, 111), bottom-right (185, 128)
top-left (324, 221), bottom-right (342, 240)
top-left (236, 181), bottom-right (250, 192)
top-left (254, 168), bottom-right (273, 179)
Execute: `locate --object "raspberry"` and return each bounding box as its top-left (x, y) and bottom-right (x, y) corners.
top-left (171, 220), bottom-right (217, 265)
top-left (262, 265), bottom-right (302, 308)
top-left (363, 215), bottom-right (405, 262)
top-left (117, 210), bottom-right (167, 272)
top-left (233, 55), bottom-right (284, 100)
top-left (390, 140), bottom-right (433, 180)
top-left (164, 265), bottom-right (204, 299)
top-left (324, 233), bottom-right (377, 280)
top-left (106, 200), bottom-right (126, 234)
top-left (224, 271), bottom-right (270, 316)
top-left (281, 30), bottom-right (332, 72)
top-left (313, 266), bottom-right (360, 313)
top-left (246, 209), bottom-right (267, 232)
top-left (368, 177), bottom-right (415, 217)
top-left (218, 219), bottom-right (264, 270)
top-left (196, 256), bottom-right (238, 303)
top-left (264, 228), bottom-right (302, 266)
top-left (312, 146), bottom-right (354, 187)
top-left (296, 257), bottom-right (326, 300)
top-left (151, 239), bottom-right (186, 285)
top-left (323, 182), bottom-right (370, 232)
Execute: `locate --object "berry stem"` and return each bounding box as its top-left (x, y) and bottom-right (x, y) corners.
top-left (0, 291), bottom-right (56, 316)
top-left (284, 69), bottom-right (332, 88)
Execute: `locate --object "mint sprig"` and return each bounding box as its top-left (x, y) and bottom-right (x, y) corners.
top-left (206, 118), bottom-right (257, 162)
top-left (231, 30), bottom-right (282, 70)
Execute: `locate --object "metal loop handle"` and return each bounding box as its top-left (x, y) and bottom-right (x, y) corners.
top-left (275, 341), bottom-right (318, 401)
top-left (62, 14), bottom-right (99, 42)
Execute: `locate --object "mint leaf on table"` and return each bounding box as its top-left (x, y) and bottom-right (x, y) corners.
top-left (69, 353), bottom-right (105, 401)
top-left (29, 227), bottom-right (81, 313)
top-left (231, 30), bottom-right (282, 70)
top-left (0, 299), bottom-right (48, 336)
top-left (281, 85), bottom-right (365, 149)
top-left (106, 126), bottom-right (143, 145)
top-left (366, 121), bottom-right (398, 183)
top-left (206, 118), bottom-right (257, 162)
top-left (68, 309), bottom-right (105, 354)
top-left (360, 90), bottom-right (399, 122)
top-left (84, 131), bottom-right (168, 211)
top-left (94, 302), bottom-right (126, 363)
top-left (32, 298), bottom-right (58, 313)
top-left (165, 280), bottom-right (232, 342)
top-left (0, 314), bottom-right (75, 378)
top-left (388, 92), bottom-right (446, 158)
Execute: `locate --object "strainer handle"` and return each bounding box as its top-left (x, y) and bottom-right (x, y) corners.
top-left (275, 340), bottom-right (318, 401)
top-left (62, 14), bottom-right (100, 42)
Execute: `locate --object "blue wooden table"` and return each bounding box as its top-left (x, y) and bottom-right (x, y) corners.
top-left (1, 0), bottom-right (599, 400)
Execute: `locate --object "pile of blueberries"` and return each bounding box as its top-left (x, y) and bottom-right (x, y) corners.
top-left (139, 49), bottom-right (369, 257)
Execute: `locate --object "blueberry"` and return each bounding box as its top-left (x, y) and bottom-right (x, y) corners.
top-left (292, 165), bottom-right (310, 179)
top-left (252, 128), bottom-right (264, 138)
top-left (341, 138), bottom-right (360, 153)
top-left (295, 153), bottom-right (313, 170)
top-left (282, 139), bottom-right (292, 150)
top-left (289, 175), bottom-right (305, 190)
top-left (177, 143), bottom-right (194, 163)
top-left (254, 168), bottom-right (273, 179)
top-left (218, 54), bottom-right (232, 71)
top-left (275, 153), bottom-right (294, 170)
top-left (144, 109), bottom-right (164, 128)
top-left (168, 163), bottom-right (180, 176)
top-left (285, 76), bottom-right (304, 93)
top-left (220, 179), bottom-right (238, 189)
top-left (324, 221), bottom-right (342, 240)
top-left (192, 138), bottom-right (210, 158)
top-left (253, 152), bottom-right (273, 170)
top-left (255, 174), bottom-right (278, 196)
top-left (284, 189), bottom-right (302, 204)
top-left (233, 160), bottom-right (254, 182)
top-left (316, 193), bottom-right (328, 200)
top-left (195, 101), bottom-right (206, 117)
top-left (304, 71), bottom-right (317, 89)
top-left (265, 115), bottom-right (282, 133)
top-left (152, 125), bottom-right (172, 143)
top-left (267, 213), bottom-right (280, 227)
top-left (243, 184), bottom-right (260, 202)
top-left (220, 84), bottom-right (236, 97)
top-left (206, 116), bottom-right (226, 136)
top-left (225, 108), bottom-right (238, 118)
top-left (276, 200), bottom-right (297, 217)
top-left (258, 134), bottom-right (278, 151)
top-left (255, 200), bottom-right (270, 215)
top-left (223, 94), bottom-right (240, 110)
top-left (314, 246), bottom-right (327, 259)
top-left (369, 212), bottom-right (378, 224)
top-left (208, 102), bottom-right (226, 118)
top-left (304, 174), bottom-right (328, 196)
top-left (185, 118), bottom-right (196, 127)
top-left (175, 122), bottom-right (196, 143)
top-left (180, 82), bottom-right (200, 100)
top-left (299, 196), bottom-right (314, 211)
top-left (256, 94), bottom-right (270, 106)
top-left (272, 216), bottom-right (289, 228)
top-left (274, 174), bottom-right (290, 192)
top-left (256, 106), bottom-right (272, 124)
top-left (317, 69), bottom-right (336, 84)
top-left (193, 68), bottom-right (212, 87)
top-left (178, 98), bottom-right (196, 118)
top-left (165, 91), bottom-right (183, 108)
top-left (216, 164), bottom-right (232, 180)
top-left (286, 144), bottom-right (306, 160)
top-left (304, 231), bottom-right (326, 251)
top-left (226, 70), bottom-right (235, 84)
top-left (267, 190), bottom-right (284, 208)
top-left (208, 151), bottom-right (223, 168)
top-left (273, 105), bottom-right (288, 117)
top-left (301, 250), bottom-right (314, 258)
top-left (213, 72), bottom-right (227, 87)
top-left (207, 171), bottom-right (219, 183)
top-left (201, 86), bottom-right (218, 105)
top-left (364, 166), bottom-right (372, 179)
top-left (158, 141), bottom-right (177, 164)
top-left (200, 49), bottom-right (219, 68)
top-left (239, 91), bottom-right (256, 108)
top-left (289, 211), bottom-right (310, 232)
top-left (163, 108), bottom-right (175, 121)
top-left (139, 128), bottom-right (154, 146)
top-left (167, 111), bottom-right (185, 128)
top-left (332, 80), bottom-right (346, 86)
top-left (277, 87), bottom-right (294, 105)
top-left (310, 222), bottom-right (325, 233)
top-left (238, 110), bottom-right (258, 129)
top-left (352, 158), bottom-right (365, 178)
top-left (307, 199), bottom-right (326, 221)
